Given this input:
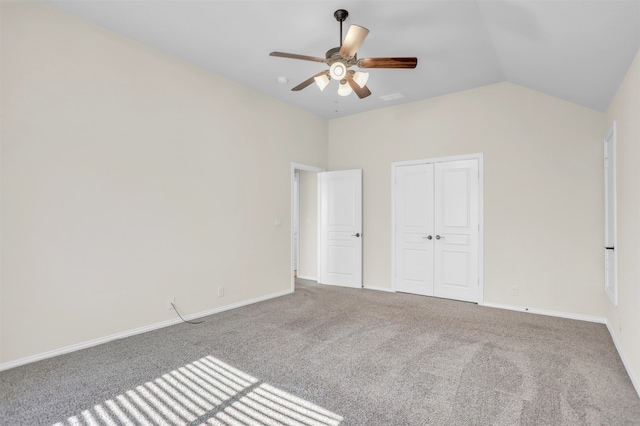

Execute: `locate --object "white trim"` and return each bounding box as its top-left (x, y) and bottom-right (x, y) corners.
top-left (293, 171), bottom-right (300, 274)
top-left (481, 302), bottom-right (606, 324)
top-left (0, 288), bottom-right (292, 372)
top-left (604, 121), bottom-right (618, 306)
top-left (290, 163), bottom-right (326, 294)
top-left (482, 302), bottom-right (640, 399)
top-left (606, 320), bottom-right (640, 398)
top-left (363, 285), bottom-right (395, 293)
top-left (3, 290), bottom-right (638, 402)
top-left (296, 275), bottom-right (317, 281)
top-left (391, 153), bottom-right (484, 303)
top-left (392, 153), bottom-right (484, 168)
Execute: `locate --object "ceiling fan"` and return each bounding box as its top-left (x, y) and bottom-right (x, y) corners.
top-left (269, 9), bottom-right (418, 99)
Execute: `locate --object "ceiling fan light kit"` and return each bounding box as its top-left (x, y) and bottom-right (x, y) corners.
top-left (352, 71), bottom-right (369, 88)
top-left (329, 62), bottom-right (347, 80)
top-left (269, 9), bottom-right (417, 99)
top-left (338, 80), bottom-right (353, 97)
top-left (314, 74), bottom-right (330, 91)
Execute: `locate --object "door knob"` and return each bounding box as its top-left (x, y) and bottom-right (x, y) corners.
top-left (436, 235), bottom-right (445, 240)
top-left (423, 235), bottom-right (433, 240)
top-left (352, 233), bottom-right (361, 237)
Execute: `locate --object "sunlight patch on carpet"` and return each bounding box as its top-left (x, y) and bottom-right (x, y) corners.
top-left (52, 355), bottom-right (343, 426)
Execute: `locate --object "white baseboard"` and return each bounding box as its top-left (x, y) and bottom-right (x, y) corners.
top-left (4, 291), bottom-right (638, 402)
top-left (363, 285), bottom-right (395, 293)
top-left (482, 302), bottom-right (639, 399)
top-left (0, 288), bottom-right (292, 372)
top-left (481, 302), bottom-right (607, 324)
top-left (605, 320), bottom-right (640, 399)
top-left (296, 275), bottom-right (317, 281)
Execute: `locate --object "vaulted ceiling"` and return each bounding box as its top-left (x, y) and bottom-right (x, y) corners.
top-left (44, 0), bottom-right (640, 119)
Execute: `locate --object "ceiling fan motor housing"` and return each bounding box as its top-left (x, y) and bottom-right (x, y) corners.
top-left (325, 47), bottom-right (357, 67)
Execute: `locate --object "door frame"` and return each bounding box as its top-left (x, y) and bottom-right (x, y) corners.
top-left (604, 122), bottom-right (618, 306)
top-left (293, 171), bottom-right (300, 275)
top-left (391, 153), bottom-right (484, 304)
top-left (290, 162), bottom-right (325, 293)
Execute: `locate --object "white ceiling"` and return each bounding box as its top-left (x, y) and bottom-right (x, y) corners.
top-left (44, 0), bottom-right (640, 119)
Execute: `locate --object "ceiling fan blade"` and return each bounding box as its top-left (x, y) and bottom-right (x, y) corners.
top-left (291, 70), bottom-right (330, 91)
top-left (357, 57), bottom-right (418, 69)
top-left (270, 51), bottom-right (326, 63)
top-left (345, 73), bottom-right (371, 99)
top-left (339, 25), bottom-right (369, 57)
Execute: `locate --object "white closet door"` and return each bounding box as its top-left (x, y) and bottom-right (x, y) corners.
top-left (433, 160), bottom-right (479, 302)
top-left (394, 158), bottom-right (480, 303)
top-left (395, 164), bottom-right (434, 295)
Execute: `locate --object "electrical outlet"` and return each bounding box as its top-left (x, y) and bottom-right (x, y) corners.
top-left (510, 286), bottom-right (519, 296)
top-left (218, 287), bottom-right (224, 297)
top-left (167, 296), bottom-right (175, 310)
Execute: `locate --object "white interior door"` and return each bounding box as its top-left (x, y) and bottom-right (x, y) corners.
top-left (393, 158), bottom-right (480, 303)
top-left (318, 170), bottom-right (362, 288)
top-left (395, 164), bottom-right (434, 295)
top-left (434, 160), bottom-right (479, 302)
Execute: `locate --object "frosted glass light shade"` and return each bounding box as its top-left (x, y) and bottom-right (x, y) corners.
top-left (329, 62), bottom-right (347, 80)
top-left (314, 74), bottom-right (330, 91)
top-left (353, 71), bottom-right (369, 88)
top-left (338, 80), bottom-right (353, 97)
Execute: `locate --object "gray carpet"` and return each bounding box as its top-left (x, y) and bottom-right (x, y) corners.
top-left (1, 279), bottom-right (639, 425)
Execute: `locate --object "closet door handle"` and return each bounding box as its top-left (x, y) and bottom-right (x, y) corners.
top-left (423, 235), bottom-right (433, 240)
top-left (436, 235), bottom-right (445, 240)
top-left (352, 233), bottom-right (361, 237)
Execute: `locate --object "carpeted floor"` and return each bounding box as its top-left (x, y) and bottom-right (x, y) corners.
top-left (1, 279), bottom-right (639, 425)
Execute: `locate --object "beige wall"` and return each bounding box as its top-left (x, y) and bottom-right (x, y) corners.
top-left (1, 2), bottom-right (327, 364)
top-left (298, 171), bottom-right (317, 280)
top-left (329, 82), bottom-right (607, 318)
top-left (605, 51), bottom-right (640, 390)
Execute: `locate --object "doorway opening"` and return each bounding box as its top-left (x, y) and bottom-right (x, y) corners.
top-left (290, 163), bottom-right (325, 292)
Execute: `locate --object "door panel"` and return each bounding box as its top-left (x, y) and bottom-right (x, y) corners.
top-left (437, 167), bottom-right (471, 230)
top-left (327, 245), bottom-right (354, 274)
top-left (318, 170), bottom-right (362, 288)
top-left (434, 160), bottom-right (479, 302)
top-left (402, 248), bottom-right (429, 283)
top-left (441, 252), bottom-right (470, 287)
top-left (395, 164), bottom-right (434, 296)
